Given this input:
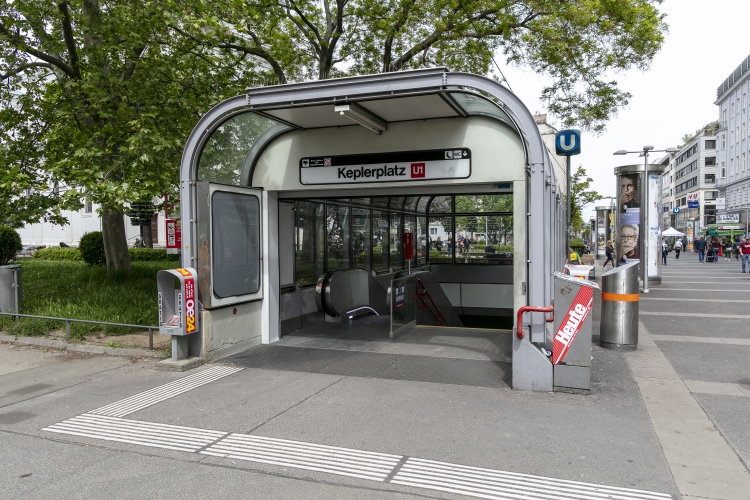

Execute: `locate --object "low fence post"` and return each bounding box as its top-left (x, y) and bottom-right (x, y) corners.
top-left (148, 328), bottom-right (153, 351)
top-left (64, 319), bottom-right (71, 342)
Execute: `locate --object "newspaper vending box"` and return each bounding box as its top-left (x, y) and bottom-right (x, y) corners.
top-left (157, 267), bottom-right (199, 337)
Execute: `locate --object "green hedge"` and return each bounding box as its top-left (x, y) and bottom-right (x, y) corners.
top-left (128, 248), bottom-right (179, 262)
top-left (33, 247), bottom-right (83, 261)
top-left (34, 247), bottom-right (179, 262)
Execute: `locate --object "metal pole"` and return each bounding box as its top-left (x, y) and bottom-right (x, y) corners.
top-left (566, 156), bottom-right (571, 259)
top-left (642, 152), bottom-right (649, 294)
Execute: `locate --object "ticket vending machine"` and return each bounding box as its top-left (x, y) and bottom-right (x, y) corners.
top-left (157, 267), bottom-right (199, 360)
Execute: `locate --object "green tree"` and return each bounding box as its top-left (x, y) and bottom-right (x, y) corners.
top-left (212, 0), bottom-right (666, 132)
top-left (0, 1), bottom-right (257, 275)
top-left (568, 166), bottom-right (600, 233)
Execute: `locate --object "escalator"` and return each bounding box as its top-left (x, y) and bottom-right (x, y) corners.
top-left (315, 268), bottom-right (462, 327)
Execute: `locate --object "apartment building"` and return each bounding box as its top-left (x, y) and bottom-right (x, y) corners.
top-left (660, 133), bottom-right (718, 239)
top-left (716, 54), bottom-right (750, 226)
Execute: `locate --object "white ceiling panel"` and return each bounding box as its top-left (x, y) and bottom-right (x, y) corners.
top-left (359, 94), bottom-right (458, 122)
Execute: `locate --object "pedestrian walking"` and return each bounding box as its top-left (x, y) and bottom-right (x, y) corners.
top-left (674, 238), bottom-right (683, 259)
top-left (711, 236), bottom-right (721, 263)
top-left (725, 238), bottom-right (733, 261)
top-left (740, 237), bottom-right (750, 273)
top-left (694, 236), bottom-right (707, 263)
top-left (661, 238), bottom-right (668, 266)
top-left (603, 240), bottom-right (615, 268)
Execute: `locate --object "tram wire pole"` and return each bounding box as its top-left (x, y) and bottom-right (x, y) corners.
top-left (641, 150), bottom-right (649, 293)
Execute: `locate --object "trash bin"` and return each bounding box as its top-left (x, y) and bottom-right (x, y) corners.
top-left (600, 261), bottom-right (639, 350)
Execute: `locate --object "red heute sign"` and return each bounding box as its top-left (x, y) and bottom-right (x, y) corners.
top-left (404, 233), bottom-right (413, 260)
top-left (552, 286), bottom-right (593, 364)
top-left (184, 277), bottom-right (196, 334)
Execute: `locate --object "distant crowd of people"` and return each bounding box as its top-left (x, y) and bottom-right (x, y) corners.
top-left (689, 235), bottom-right (750, 269)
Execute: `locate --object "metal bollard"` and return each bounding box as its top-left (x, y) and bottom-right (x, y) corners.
top-left (600, 261), bottom-right (640, 350)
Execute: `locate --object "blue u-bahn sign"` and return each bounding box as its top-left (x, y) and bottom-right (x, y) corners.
top-left (555, 129), bottom-right (581, 156)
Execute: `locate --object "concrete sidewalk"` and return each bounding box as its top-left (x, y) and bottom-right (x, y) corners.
top-left (2, 255), bottom-right (749, 499)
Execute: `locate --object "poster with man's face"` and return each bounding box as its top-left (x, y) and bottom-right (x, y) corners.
top-left (617, 173), bottom-right (641, 264)
top-left (619, 174), bottom-right (640, 212)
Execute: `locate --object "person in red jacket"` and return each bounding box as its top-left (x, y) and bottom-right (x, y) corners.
top-left (740, 237), bottom-right (750, 273)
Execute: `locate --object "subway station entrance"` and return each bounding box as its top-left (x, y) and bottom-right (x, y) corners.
top-left (178, 68), bottom-right (566, 390)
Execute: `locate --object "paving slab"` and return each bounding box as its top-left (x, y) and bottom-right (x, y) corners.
top-left (656, 342), bottom-right (750, 384)
top-left (641, 314), bottom-right (750, 340)
top-left (693, 393), bottom-right (750, 470)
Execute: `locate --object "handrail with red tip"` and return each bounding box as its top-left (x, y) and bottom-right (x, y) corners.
top-left (516, 305), bottom-right (554, 339)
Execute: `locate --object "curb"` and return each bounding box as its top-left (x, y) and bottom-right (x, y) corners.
top-left (0, 333), bottom-right (162, 358)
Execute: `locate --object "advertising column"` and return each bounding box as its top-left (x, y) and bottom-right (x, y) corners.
top-left (614, 164), bottom-right (665, 286)
top-left (647, 171), bottom-right (662, 285)
top-left (595, 206), bottom-right (614, 257)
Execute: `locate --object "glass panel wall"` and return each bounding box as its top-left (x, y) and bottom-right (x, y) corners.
top-left (198, 113), bottom-right (285, 185)
top-left (286, 194), bottom-right (513, 287)
top-left (294, 201), bottom-right (325, 287)
top-left (327, 204), bottom-right (350, 271)
top-left (351, 208), bottom-right (371, 271)
top-left (390, 212), bottom-right (403, 269)
top-left (404, 214), bottom-right (417, 267)
top-left (416, 216), bottom-right (427, 265)
top-left (372, 210), bottom-right (389, 272)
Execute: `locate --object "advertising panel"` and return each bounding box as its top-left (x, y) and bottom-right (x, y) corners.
top-left (647, 173), bottom-right (661, 278)
top-left (617, 173), bottom-right (641, 265)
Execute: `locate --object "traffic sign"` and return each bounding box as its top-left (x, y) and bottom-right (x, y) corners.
top-left (672, 207), bottom-right (680, 214)
top-left (555, 129), bottom-right (581, 156)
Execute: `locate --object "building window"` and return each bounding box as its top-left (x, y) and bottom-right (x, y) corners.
top-left (721, 161), bottom-right (726, 178)
top-left (722, 134), bottom-right (726, 149)
top-left (705, 174), bottom-right (715, 183)
top-left (705, 156), bottom-right (716, 166)
top-left (705, 140), bottom-right (716, 149)
top-left (737, 156), bottom-right (740, 174)
top-left (744, 152), bottom-right (747, 171)
top-left (84, 199), bottom-right (93, 214)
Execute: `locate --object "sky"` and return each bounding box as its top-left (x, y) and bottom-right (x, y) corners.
top-left (496, 0), bottom-right (750, 220)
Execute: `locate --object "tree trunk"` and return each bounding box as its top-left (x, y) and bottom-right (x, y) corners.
top-left (102, 206), bottom-right (132, 276)
top-left (143, 216), bottom-right (155, 248)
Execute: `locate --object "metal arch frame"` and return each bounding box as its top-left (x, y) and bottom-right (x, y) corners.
top-left (179, 71), bottom-right (556, 341)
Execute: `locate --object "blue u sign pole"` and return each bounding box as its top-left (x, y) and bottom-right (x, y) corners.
top-left (555, 130), bottom-right (581, 261)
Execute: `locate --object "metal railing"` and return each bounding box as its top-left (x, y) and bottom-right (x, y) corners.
top-left (0, 312), bottom-right (157, 350)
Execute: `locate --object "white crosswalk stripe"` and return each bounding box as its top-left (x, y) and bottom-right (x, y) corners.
top-left (201, 433), bottom-right (402, 481)
top-left (42, 414), bottom-right (226, 452)
top-left (89, 365), bottom-right (243, 417)
top-left (390, 458), bottom-right (673, 500)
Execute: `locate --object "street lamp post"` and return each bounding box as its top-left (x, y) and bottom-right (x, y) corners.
top-left (614, 146), bottom-right (679, 293)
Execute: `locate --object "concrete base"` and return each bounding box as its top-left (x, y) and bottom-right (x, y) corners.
top-left (155, 356), bottom-right (204, 372)
top-left (172, 335), bottom-right (189, 360)
top-left (600, 341), bottom-right (637, 351)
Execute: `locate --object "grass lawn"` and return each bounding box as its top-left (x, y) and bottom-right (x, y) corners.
top-left (0, 260), bottom-right (175, 340)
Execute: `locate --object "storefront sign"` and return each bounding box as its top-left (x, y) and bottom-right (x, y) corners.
top-left (300, 149), bottom-right (471, 185)
top-left (687, 192), bottom-right (700, 209)
top-left (717, 214), bottom-right (740, 223)
top-left (716, 197), bottom-right (726, 210)
top-left (552, 285), bottom-right (594, 364)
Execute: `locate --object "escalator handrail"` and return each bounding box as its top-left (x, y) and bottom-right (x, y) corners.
top-left (416, 278), bottom-right (449, 326)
